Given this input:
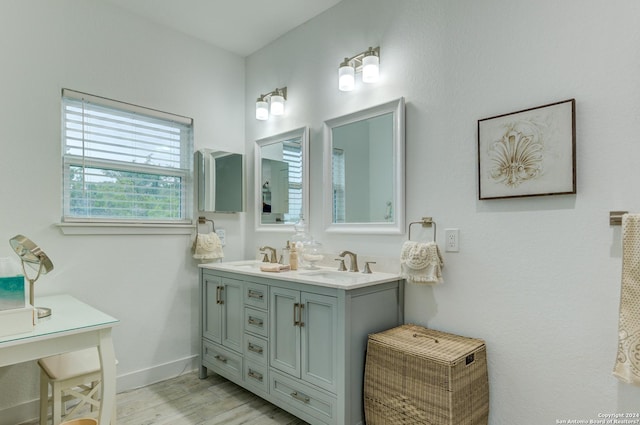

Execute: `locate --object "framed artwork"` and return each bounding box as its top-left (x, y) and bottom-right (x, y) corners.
top-left (477, 99), bottom-right (576, 200)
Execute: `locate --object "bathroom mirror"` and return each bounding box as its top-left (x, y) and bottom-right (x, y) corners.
top-left (255, 126), bottom-right (309, 232)
top-left (196, 150), bottom-right (244, 212)
top-left (323, 97), bottom-right (405, 234)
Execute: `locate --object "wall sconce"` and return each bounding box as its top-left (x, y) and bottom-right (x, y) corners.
top-left (338, 46), bottom-right (380, 91)
top-left (255, 87), bottom-right (287, 120)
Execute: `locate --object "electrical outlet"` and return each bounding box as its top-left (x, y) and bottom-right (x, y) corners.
top-left (215, 228), bottom-right (226, 246)
top-left (444, 228), bottom-right (459, 252)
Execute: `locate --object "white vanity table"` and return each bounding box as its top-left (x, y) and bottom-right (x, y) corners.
top-left (199, 261), bottom-right (404, 425)
top-left (0, 295), bottom-right (119, 425)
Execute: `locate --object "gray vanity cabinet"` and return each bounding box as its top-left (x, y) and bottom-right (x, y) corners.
top-left (199, 266), bottom-right (404, 425)
top-left (270, 286), bottom-right (338, 393)
top-left (201, 274), bottom-right (243, 373)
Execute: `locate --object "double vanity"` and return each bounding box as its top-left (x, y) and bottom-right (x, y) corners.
top-left (198, 261), bottom-right (404, 425)
top-left (196, 97), bottom-right (407, 424)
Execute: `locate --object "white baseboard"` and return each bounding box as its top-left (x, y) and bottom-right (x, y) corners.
top-left (115, 355), bottom-right (199, 392)
top-left (0, 355), bottom-right (200, 425)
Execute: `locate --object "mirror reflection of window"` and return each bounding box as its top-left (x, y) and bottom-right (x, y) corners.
top-left (332, 148), bottom-right (345, 223)
top-left (283, 141), bottom-right (303, 223)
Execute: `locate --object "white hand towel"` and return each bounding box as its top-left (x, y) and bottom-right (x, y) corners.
top-left (400, 241), bottom-right (444, 284)
top-left (260, 264), bottom-right (291, 273)
top-left (613, 213), bottom-right (640, 385)
top-left (192, 232), bottom-right (224, 261)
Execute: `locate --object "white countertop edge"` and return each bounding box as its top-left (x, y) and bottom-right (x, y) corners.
top-left (199, 261), bottom-right (403, 290)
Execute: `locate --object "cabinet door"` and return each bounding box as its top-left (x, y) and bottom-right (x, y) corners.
top-left (221, 277), bottom-right (244, 353)
top-left (202, 274), bottom-right (223, 344)
top-left (301, 292), bottom-right (338, 393)
top-left (270, 286), bottom-right (301, 378)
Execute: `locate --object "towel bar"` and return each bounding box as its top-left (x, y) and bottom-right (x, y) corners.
top-left (408, 217), bottom-right (436, 241)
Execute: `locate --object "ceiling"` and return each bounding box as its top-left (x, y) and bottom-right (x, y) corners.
top-left (104, 0), bottom-right (343, 57)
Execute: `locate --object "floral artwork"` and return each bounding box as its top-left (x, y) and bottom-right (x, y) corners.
top-left (477, 99), bottom-right (575, 199)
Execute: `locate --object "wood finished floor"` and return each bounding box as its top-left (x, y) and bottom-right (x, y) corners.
top-left (20, 372), bottom-right (308, 425)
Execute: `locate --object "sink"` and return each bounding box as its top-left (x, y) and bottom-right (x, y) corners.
top-left (227, 260), bottom-right (262, 269)
top-left (300, 270), bottom-right (369, 283)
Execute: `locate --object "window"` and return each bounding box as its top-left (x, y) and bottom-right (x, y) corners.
top-left (61, 89), bottom-right (193, 225)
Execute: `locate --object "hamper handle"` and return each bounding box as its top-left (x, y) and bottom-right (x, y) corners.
top-left (412, 332), bottom-right (439, 343)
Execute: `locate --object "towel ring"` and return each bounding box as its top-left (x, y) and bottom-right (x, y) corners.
top-left (198, 216), bottom-right (215, 232)
top-left (193, 217), bottom-right (216, 253)
top-left (408, 217), bottom-right (436, 242)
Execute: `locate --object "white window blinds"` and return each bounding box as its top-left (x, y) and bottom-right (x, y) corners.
top-left (332, 148), bottom-right (346, 223)
top-left (61, 89), bottom-right (193, 223)
top-left (283, 140), bottom-right (303, 224)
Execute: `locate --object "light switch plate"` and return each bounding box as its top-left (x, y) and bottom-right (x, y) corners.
top-left (215, 229), bottom-right (226, 246)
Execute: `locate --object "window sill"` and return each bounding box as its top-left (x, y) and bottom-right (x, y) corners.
top-left (57, 222), bottom-right (195, 235)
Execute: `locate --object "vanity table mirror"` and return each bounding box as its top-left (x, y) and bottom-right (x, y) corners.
top-left (196, 150), bottom-right (244, 212)
top-left (323, 97), bottom-right (405, 234)
top-left (255, 127), bottom-right (309, 231)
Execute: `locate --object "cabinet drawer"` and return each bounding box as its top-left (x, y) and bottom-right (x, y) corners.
top-left (245, 282), bottom-right (268, 310)
top-left (244, 307), bottom-right (268, 337)
top-left (270, 370), bottom-right (336, 425)
top-left (244, 333), bottom-right (268, 365)
top-left (202, 340), bottom-right (243, 382)
top-left (244, 361), bottom-right (269, 394)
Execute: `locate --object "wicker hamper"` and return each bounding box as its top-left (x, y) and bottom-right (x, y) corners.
top-left (364, 324), bottom-right (488, 425)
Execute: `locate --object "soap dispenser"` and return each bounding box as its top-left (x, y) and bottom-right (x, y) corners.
top-left (281, 241), bottom-right (291, 265)
top-left (289, 244), bottom-right (298, 271)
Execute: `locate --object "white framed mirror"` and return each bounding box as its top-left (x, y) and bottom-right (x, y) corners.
top-left (255, 126), bottom-right (309, 232)
top-left (323, 97), bottom-right (405, 234)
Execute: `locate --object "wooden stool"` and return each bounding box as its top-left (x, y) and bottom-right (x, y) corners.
top-left (38, 347), bottom-right (117, 425)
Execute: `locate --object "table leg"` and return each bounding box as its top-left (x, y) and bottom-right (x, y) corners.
top-left (97, 328), bottom-right (116, 425)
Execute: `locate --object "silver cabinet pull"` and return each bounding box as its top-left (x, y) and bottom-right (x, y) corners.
top-left (248, 369), bottom-right (263, 382)
top-left (216, 286), bottom-right (224, 304)
top-left (247, 290), bottom-right (264, 300)
top-left (247, 342), bottom-right (264, 354)
top-left (214, 354), bottom-right (227, 363)
top-left (293, 303), bottom-right (300, 326)
top-left (290, 391), bottom-right (310, 403)
top-left (248, 316), bottom-right (264, 327)
top-left (292, 303), bottom-right (305, 327)
top-left (298, 303), bottom-right (305, 327)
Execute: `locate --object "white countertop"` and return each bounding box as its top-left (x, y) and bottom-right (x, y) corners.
top-left (199, 260), bottom-right (403, 290)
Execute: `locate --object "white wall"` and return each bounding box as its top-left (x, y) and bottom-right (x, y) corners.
top-left (0, 1), bottom-right (245, 422)
top-left (245, 0), bottom-right (640, 423)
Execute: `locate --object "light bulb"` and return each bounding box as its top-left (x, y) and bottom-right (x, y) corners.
top-left (338, 61), bottom-right (355, 91)
top-left (256, 98), bottom-right (269, 120)
top-left (362, 53), bottom-right (379, 83)
top-left (270, 94), bottom-right (285, 116)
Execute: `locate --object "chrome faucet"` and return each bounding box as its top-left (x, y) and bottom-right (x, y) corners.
top-left (339, 250), bottom-right (359, 272)
top-left (259, 246), bottom-right (277, 263)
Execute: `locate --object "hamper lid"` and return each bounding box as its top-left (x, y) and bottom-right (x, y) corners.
top-left (368, 324), bottom-right (485, 364)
